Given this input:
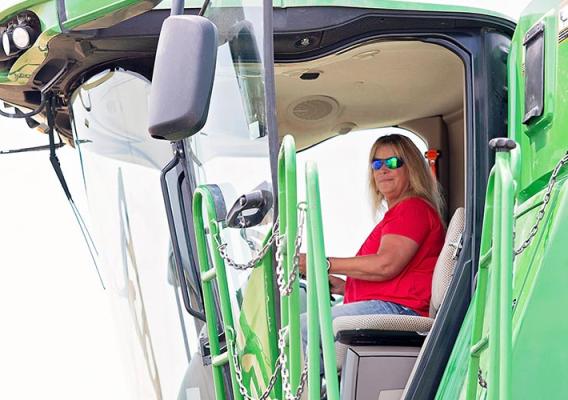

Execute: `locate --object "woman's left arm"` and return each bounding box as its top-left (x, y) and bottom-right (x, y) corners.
top-left (328, 234), bottom-right (420, 281)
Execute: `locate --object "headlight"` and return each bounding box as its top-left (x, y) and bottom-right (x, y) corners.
top-left (2, 31), bottom-right (12, 56)
top-left (13, 26), bottom-right (33, 50)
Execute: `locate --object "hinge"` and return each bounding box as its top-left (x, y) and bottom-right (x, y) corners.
top-left (449, 233), bottom-right (464, 260)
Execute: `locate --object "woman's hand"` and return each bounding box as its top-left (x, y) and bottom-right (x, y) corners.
top-left (299, 253), bottom-right (307, 276)
top-left (328, 275), bottom-right (346, 295)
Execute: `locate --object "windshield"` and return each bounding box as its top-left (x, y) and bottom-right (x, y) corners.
top-left (70, 69), bottom-right (173, 169)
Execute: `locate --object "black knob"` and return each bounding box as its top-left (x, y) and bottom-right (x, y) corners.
top-left (489, 138), bottom-right (517, 152)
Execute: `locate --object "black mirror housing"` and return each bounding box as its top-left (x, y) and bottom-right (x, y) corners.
top-left (148, 15), bottom-right (218, 141)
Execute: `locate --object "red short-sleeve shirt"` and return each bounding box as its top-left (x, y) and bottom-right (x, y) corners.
top-left (343, 197), bottom-right (445, 316)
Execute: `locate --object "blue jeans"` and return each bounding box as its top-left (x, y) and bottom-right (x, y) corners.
top-left (299, 300), bottom-right (418, 372)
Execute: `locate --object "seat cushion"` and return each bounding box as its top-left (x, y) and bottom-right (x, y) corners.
top-left (333, 314), bottom-right (434, 369)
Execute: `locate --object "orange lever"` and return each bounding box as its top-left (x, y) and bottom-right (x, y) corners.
top-left (425, 149), bottom-right (440, 178)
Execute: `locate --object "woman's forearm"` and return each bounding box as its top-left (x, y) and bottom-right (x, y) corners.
top-left (328, 254), bottom-right (399, 281)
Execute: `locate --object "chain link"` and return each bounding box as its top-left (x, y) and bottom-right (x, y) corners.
top-left (229, 326), bottom-right (281, 400)
top-left (217, 221), bottom-right (280, 270)
top-left (477, 368), bottom-right (488, 389)
top-left (224, 203), bottom-right (309, 399)
top-left (514, 151), bottom-right (568, 256)
top-left (278, 327), bottom-right (309, 400)
top-left (229, 326), bottom-right (308, 400)
top-left (275, 203), bottom-right (307, 296)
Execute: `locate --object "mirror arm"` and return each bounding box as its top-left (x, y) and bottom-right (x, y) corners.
top-left (160, 145), bottom-right (206, 321)
top-left (176, 170), bottom-right (207, 310)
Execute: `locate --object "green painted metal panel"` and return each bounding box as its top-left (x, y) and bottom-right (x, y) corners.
top-left (510, 179), bottom-right (568, 399)
top-left (511, 0), bottom-right (568, 201)
top-left (0, 1), bottom-right (55, 25)
top-left (439, 1), bottom-right (568, 398)
top-left (62, 0), bottom-right (162, 30)
top-left (274, 0), bottom-right (514, 21)
top-left (508, 2), bottom-right (568, 398)
top-left (435, 305), bottom-right (473, 399)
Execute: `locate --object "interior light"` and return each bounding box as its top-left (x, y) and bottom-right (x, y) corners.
top-left (2, 31), bottom-right (12, 56)
top-left (13, 26), bottom-right (32, 50)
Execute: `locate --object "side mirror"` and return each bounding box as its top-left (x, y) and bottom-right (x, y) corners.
top-left (148, 15), bottom-right (218, 141)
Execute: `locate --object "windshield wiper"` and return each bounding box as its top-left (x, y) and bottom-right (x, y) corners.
top-left (45, 94), bottom-right (105, 289)
top-left (0, 142), bottom-right (65, 155)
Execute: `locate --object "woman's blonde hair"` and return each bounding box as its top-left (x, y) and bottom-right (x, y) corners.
top-left (368, 134), bottom-right (445, 220)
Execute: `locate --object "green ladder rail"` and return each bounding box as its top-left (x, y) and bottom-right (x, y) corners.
top-left (466, 140), bottom-right (515, 400)
top-left (193, 186), bottom-right (243, 400)
top-left (305, 161), bottom-right (340, 400)
top-left (277, 135), bottom-right (302, 393)
top-left (193, 187), bottom-right (282, 400)
top-left (193, 184), bottom-right (280, 400)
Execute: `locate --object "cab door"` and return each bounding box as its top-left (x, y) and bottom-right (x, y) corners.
top-left (182, 0), bottom-right (280, 397)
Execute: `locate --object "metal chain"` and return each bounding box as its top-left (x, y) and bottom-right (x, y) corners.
top-left (278, 327), bottom-right (309, 400)
top-left (229, 326), bottom-right (282, 400)
top-left (514, 151), bottom-right (568, 256)
top-left (477, 368), bottom-right (488, 389)
top-left (275, 203), bottom-right (307, 296)
top-left (217, 221), bottom-right (280, 270)
top-left (229, 327), bottom-right (309, 400)
top-left (225, 203), bottom-right (309, 400)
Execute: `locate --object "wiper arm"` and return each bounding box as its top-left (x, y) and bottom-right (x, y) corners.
top-left (45, 94), bottom-right (105, 289)
top-left (0, 142), bottom-right (65, 155)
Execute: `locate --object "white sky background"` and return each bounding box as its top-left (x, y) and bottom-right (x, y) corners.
top-left (0, 118), bottom-right (130, 399)
top-left (0, 1), bottom-right (533, 399)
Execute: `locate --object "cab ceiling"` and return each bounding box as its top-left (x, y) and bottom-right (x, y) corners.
top-left (275, 40), bottom-right (464, 149)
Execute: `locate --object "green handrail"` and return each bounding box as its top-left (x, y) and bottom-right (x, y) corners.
top-left (305, 161), bottom-right (340, 400)
top-left (466, 148), bottom-right (514, 400)
top-left (466, 170), bottom-right (494, 399)
top-left (306, 209), bottom-right (321, 400)
top-left (193, 187), bottom-right (242, 400)
top-left (193, 184), bottom-right (280, 400)
top-left (277, 135), bottom-right (302, 391)
top-left (492, 150), bottom-right (513, 400)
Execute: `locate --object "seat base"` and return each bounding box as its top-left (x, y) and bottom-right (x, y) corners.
top-left (340, 346), bottom-right (420, 400)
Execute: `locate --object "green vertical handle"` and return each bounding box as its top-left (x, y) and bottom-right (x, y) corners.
top-left (466, 147), bottom-right (515, 400)
top-left (306, 161), bottom-right (340, 400)
top-left (496, 151), bottom-right (514, 400)
top-left (306, 209), bottom-right (321, 400)
top-left (466, 171), bottom-right (495, 400)
top-left (278, 135), bottom-right (302, 390)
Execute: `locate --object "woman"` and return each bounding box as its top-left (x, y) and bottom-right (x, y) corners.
top-left (300, 133), bottom-right (445, 350)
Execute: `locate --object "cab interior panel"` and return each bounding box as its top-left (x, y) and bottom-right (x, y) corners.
top-left (275, 39), bottom-right (466, 216)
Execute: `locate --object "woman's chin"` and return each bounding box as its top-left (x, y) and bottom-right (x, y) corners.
top-left (377, 184), bottom-right (394, 194)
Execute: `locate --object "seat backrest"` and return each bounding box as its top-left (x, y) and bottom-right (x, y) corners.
top-left (428, 207), bottom-right (465, 318)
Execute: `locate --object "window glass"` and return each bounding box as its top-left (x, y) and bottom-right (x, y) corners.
top-left (296, 128), bottom-right (427, 257)
top-left (189, 0), bottom-right (272, 319)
